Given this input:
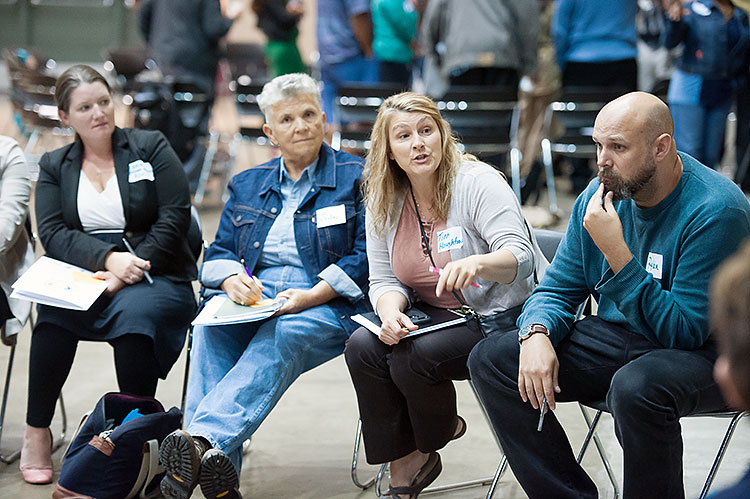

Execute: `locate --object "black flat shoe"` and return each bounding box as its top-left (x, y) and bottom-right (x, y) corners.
top-left (451, 415), bottom-right (467, 441)
top-left (199, 448), bottom-right (243, 499)
top-left (384, 452), bottom-right (442, 499)
top-left (159, 430), bottom-right (202, 499)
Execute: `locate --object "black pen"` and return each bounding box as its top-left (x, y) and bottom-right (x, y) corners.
top-left (122, 237), bottom-right (154, 284)
top-left (537, 397), bottom-right (547, 432)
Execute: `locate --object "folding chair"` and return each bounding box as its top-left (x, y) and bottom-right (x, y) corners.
top-left (540, 86), bottom-right (630, 214)
top-left (0, 219), bottom-right (68, 464)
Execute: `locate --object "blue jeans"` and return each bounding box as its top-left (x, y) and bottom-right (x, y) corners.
top-left (184, 266), bottom-right (349, 472)
top-left (320, 55), bottom-right (378, 126)
top-left (671, 101), bottom-right (731, 169)
top-left (468, 316), bottom-right (724, 499)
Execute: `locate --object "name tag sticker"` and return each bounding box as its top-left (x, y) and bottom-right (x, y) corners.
top-left (437, 227), bottom-right (464, 252)
top-left (128, 160), bottom-right (155, 183)
top-left (316, 204), bottom-right (347, 228)
top-left (646, 252), bottom-right (663, 280)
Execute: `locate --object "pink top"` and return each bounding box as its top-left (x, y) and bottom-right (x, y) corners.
top-left (391, 199), bottom-right (464, 309)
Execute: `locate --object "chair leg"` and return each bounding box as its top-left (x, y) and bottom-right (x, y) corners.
top-left (577, 405), bottom-right (620, 499)
top-left (350, 419), bottom-right (376, 489)
top-left (0, 341), bottom-right (17, 464)
top-left (194, 131), bottom-right (219, 206)
top-left (180, 326), bottom-right (194, 417)
top-left (540, 138), bottom-right (560, 214)
top-left (698, 412), bottom-right (748, 499)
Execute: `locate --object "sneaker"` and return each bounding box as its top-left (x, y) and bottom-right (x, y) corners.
top-left (159, 430), bottom-right (209, 499)
top-left (199, 448), bottom-right (243, 499)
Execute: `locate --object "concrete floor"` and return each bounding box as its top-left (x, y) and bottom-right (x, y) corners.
top-left (1, 87), bottom-right (749, 498)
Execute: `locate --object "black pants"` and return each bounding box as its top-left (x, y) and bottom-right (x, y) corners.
top-left (468, 316), bottom-right (725, 499)
top-left (449, 66), bottom-right (519, 88)
top-left (26, 322), bottom-right (161, 427)
top-left (735, 75), bottom-right (750, 191)
top-left (344, 306), bottom-right (520, 464)
top-left (562, 59), bottom-right (638, 194)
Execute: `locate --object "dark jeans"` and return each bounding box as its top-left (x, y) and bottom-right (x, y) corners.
top-left (378, 60), bottom-right (411, 89)
top-left (27, 322), bottom-right (161, 427)
top-left (468, 316), bottom-right (725, 499)
top-left (344, 306), bottom-right (520, 464)
top-left (562, 59), bottom-right (638, 194)
top-left (449, 66), bottom-right (519, 88)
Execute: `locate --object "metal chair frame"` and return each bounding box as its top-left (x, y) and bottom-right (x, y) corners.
top-left (351, 380), bottom-right (508, 498)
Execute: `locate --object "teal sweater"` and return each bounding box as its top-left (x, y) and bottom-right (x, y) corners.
top-left (518, 153), bottom-right (750, 349)
top-left (371, 0), bottom-right (418, 64)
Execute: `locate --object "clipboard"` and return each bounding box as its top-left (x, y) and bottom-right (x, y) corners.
top-left (351, 303), bottom-right (467, 338)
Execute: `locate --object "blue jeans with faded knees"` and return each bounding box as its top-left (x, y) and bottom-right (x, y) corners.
top-left (184, 266), bottom-right (349, 473)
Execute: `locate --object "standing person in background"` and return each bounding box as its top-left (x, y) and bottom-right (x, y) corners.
top-left (0, 136), bottom-right (34, 344)
top-left (253, 0), bottom-right (307, 78)
top-left (317, 0), bottom-right (378, 130)
top-left (552, 0), bottom-right (638, 194)
top-left (664, 0), bottom-right (750, 170)
top-left (371, 0), bottom-right (419, 88)
top-left (732, 0), bottom-right (750, 191)
top-left (422, 0), bottom-right (538, 90)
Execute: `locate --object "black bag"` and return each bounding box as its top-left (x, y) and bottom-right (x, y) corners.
top-left (53, 392), bottom-right (181, 499)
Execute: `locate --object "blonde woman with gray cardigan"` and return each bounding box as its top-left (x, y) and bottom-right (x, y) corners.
top-left (344, 92), bottom-right (546, 499)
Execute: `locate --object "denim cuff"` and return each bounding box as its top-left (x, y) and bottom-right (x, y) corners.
top-left (200, 258), bottom-right (244, 289)
top-left (318, 263), bottom-right (364, 302)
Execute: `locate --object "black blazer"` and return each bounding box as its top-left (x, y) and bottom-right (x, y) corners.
top-left (35, 127), bottom-right (197, 282)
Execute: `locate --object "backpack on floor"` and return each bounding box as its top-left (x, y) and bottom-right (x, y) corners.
top-left (53, 392), bottom-right (182, 499)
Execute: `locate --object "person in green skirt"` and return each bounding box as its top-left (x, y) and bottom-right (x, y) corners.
top-left (253, 0), bottom-right (307, 77)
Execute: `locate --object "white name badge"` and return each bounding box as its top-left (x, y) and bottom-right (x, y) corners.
top-left (128, 160), bottom-right (155, 183)
top-left (646, 252), bottom-right (663, 280)
top-left (437, 227), bottom-right (464, 253)
top-left (316, 204), bottom-right (347, 228)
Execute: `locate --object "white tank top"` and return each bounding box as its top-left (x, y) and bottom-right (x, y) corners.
top-left (77, 171), bottom-right (126, 234)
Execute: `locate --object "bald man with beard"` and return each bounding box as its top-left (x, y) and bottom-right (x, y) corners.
top-left (468, 92), bottom-right (750, 499)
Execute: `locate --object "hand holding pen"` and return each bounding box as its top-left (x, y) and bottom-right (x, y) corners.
top-left (221, 259), bottom-right (264, 306)
top-left (121, 237), bottom-right (154, 284)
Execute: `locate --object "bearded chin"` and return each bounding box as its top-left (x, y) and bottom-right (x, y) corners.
top-left (598, 156), bottom-right (657, 202)
top-left (598, 172), bottom-right (632, 201)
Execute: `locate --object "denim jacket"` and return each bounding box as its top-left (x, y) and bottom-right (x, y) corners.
top-left (200, 143), bottom-right (371, 333)
top-left (663, 0), bottom-right (750, 82)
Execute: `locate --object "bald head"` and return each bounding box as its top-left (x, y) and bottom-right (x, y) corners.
top-left (598, 91), bottom-right (673, 143)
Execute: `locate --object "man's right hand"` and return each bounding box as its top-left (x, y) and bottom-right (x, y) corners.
top-left (221, 273), bottom-right (264, 306)
top-left (518, 333), bottom-right (561, 410)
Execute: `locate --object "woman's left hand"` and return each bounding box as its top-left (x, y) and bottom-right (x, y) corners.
top-left (435, 255), bottom-right (481, 297)
top-left (274, 288), bottom-right (313, 316)
top-left (93, 270), bottom-right (127, 296)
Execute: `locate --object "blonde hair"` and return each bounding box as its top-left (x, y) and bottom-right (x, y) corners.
top-left (363, 92), bottom-right (472, 237)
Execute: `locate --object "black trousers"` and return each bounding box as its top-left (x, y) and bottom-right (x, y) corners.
top-left (344, 306), bottom-right (520, 464)
top-left (468, 316), bottom-right (725, 499)
top-left (27, 322), bottom-right (161, 427)
top-left (562, 59), bottom-right (638, 194)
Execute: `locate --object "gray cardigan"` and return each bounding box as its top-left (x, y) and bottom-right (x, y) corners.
top-left (366, 161), bottom-right (548, 316)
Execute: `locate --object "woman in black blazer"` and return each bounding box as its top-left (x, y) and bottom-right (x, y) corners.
top-left (20, 65), bottom-right (197, 484)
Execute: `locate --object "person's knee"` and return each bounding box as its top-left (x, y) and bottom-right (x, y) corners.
top-left (468, 333), bottom-right (519, 389)
top-left (607, 366), bottom-right (666, 421)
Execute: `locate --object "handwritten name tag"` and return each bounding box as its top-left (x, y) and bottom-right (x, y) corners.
top-left (437, 227), bottom-right (464, 253)
top-left (128, 160), bottom-right (154, 183)
top-left (316, 204), bottom-right (347, 228)
top-left (646, 252), bottom-right (663, 280)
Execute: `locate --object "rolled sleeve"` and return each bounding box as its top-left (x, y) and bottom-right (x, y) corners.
top-left (200, 258), bottom-right (244, 289)
top-left (505, 243), bottom-right (534, 285)
top-left (318, 263), bottom-right (364, 302)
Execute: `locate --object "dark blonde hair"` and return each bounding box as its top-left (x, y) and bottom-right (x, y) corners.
top-left (710, 240), bottom-right (750, 408)
top-left (55, 64), bottom-right (111, 113)
top-left (362, 92), bottom-right (472, 237)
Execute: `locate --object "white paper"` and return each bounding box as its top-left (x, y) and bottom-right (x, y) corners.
top-left (646, 252), bottom-right (663, 280)
top-left (192, 295), bottom-right (286, 326)
top-left (315, 204), bottom-right (346, 228)
top-left (128, 160), bottom-right (155, 183)
top-left (437, 227), bottom-right (464, 252)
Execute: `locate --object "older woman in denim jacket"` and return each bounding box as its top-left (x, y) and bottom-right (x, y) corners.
top-left (664, 0), bottom-right (750, 169)
top-left (159, 73), bottom-right (370, 499)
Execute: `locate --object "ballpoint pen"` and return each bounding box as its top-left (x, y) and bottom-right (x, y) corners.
top-left (537, 397), bottom-right (547, 432)
top-left (121, 237), bottom-right (154, 284)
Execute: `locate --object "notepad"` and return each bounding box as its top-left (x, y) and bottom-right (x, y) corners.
top-left (351, 304), bottom-right (466, 338)
top-left (10, 256), bottom-right (107, 311)
top-left (192, 295), bottom-right (287, 326)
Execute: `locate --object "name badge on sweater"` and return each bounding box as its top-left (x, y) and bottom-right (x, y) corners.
top-left (437, 227), bottom-right (464, 252)
top-left (128, 160), bottom-right (154, 183)
top-left (646, 252), bottom-right (663, 280)
top-left (316, 204), bottom-right (346, 228)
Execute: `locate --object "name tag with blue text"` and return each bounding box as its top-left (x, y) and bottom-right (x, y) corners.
top-left (437, 227), bottom-right (464, 252)
top-left (646, 252), bottom-right (663, 280)
top-left (128, 160), bottom-right (154, 183)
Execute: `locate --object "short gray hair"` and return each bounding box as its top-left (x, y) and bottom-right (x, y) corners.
top-left (257, 73), bottom-right (322, 123)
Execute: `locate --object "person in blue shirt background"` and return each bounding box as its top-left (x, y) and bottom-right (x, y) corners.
top-left (664, 0), bottom-right (750, 169)
top-left (469, 92), bottom-right (750, 499)
top-left (158, 73), bottom-right (370, 499)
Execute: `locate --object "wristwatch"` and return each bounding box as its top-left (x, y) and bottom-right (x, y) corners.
top-left (518, 324), bottom-right (550, 344)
